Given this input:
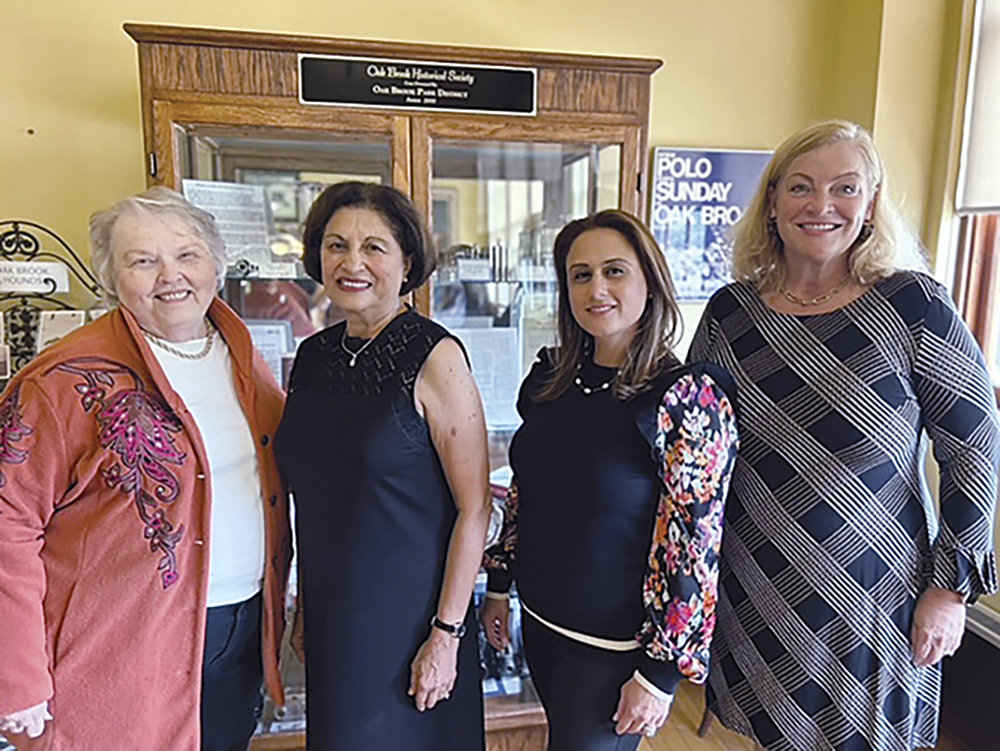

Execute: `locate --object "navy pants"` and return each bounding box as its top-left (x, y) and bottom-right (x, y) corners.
top-left (522, 616), bottom-right (642, 751)
top-left (201, 592), bottom-right (264, 751)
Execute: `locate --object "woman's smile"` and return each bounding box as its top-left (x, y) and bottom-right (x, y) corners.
top-left (335, 277), bottom-right (374, 292)
top-left (586, 302), bottom-right (617, 315)
top-left (796, 221), bottom-right (841, 233)
top-left (566, 227), bottom-right (648, 366)
top-left (156, 289), bottom-right (195, 302)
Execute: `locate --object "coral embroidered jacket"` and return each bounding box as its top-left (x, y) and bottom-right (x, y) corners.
top-left (0, 299), bottom-right (292, 751)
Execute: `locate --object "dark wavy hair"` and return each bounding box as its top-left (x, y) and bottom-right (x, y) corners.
top-left (302, 182), bottom-right (436, 295)
top-left (534, 210), bottom-right (682, 402)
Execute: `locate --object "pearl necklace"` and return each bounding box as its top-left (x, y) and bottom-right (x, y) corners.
top-left (779, 275), bottom-right (850, 307)
top-left (340, 328), bottom-right (376, 367)
top-left (143, 320), bottom-right (215, 360)
top-left (573, 365), bottom-right (615, 395)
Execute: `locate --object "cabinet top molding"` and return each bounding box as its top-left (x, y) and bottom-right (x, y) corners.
top-left (122, 23), bottom-right (663, 75)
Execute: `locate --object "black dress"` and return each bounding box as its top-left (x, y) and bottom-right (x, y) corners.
top-left (274, 309), bottom-right (484, 751)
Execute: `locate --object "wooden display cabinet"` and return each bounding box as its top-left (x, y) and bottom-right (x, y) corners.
top-left (126, 23), bottom-right (660, 751)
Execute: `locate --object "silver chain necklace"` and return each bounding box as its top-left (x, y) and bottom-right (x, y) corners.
top-left (340, 328), bottom-right (376, 367)
top-left (144, 320), bottom-right (215, 361)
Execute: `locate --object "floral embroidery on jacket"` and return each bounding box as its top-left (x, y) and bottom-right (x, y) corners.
top-left (55, 358), bottom-right (187, 588)
top-left (0, 384), bottom-right (32, 487)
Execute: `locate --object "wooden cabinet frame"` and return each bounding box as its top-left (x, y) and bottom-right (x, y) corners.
top-left (125, 23), bottom-right (660, 212)
top-left (126, 25), bottom-right (661, 750)
top-left (148, 101), bottom-right (412, 195)
top-left (127, 25), bottom-right (660, 316)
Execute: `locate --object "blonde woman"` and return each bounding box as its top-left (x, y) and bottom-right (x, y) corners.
top-left (691, 120), bottom-right (999, 750)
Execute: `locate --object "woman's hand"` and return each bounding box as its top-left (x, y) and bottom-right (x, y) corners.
top-left (480, 597), bottom-right (511, 650)
top-left (612, 676), bottom-right (673, 737)
top-left (290, 602), bottom-right (305, 664)
top-left (0, 701), bottom-right (52, 738)
top-left (408, 628), bottom-right (460, 711)
top-left (911, 585), bottom-right (965, 667)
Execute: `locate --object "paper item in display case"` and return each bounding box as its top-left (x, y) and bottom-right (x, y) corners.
top-left (457, 258), bottom-right (493, 282)
top-left (245, 319), bottom-right (295, 387)
top-left (0, 345), bottom-right (10, 380)
top-left (36, 311), bottom-right (86, 353)
top-left (451, 327), bottom-right (521, 430)
top-left (181, 179), bottom-right (273, 270)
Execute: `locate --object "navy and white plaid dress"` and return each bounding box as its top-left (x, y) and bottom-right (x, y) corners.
top-left (690, 271), bottom-right (999, 751)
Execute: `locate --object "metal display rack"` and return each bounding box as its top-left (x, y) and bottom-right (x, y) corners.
top-left (0, 220), bottom-right (102, 373)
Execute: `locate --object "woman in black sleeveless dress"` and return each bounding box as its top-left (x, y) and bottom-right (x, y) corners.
top-left (275, 183), bottom-right (490, 751)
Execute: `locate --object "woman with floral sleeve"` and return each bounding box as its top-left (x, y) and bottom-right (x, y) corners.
top-left (480, 209), bottom-right (738, 750)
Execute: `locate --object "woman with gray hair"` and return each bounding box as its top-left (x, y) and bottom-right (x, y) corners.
top-left (691, 120), bottom-right (999, 750)
top-left (0, 187), bottom-right (292, 751)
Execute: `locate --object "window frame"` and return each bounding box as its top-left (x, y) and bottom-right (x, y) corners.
top-left (953, 212), bottom-right (1000, 398)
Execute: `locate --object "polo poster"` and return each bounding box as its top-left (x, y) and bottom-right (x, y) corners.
top-left (649, 148), bottom-right (771, 301)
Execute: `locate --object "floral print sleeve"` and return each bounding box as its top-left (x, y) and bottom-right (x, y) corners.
top-left (636, 370), bottom-right (738, 686)
top-left (483, 481), bottom-right (518, 593)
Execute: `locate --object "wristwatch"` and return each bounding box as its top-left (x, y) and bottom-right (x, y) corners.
top-left (431, 615), bottom-right (467, 638)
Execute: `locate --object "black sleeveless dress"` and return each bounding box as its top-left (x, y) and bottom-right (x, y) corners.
top-left (274, 309), bottom-right (484, 751)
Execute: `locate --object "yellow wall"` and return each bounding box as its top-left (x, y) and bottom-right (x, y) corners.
top-left (0, 0), bottom-right (965, 261)
top-left (1, 0), bottom-right (835, 259)
top-left (3, 1), bottom-right (997, 609)
top-left (872, 0), bottom-right (955, 237)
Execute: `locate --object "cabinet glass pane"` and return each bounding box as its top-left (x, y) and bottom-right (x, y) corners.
top-left (428, 139), bottom-right (621, 474)
top-left (179, 127), bottom-right (393, 385)
top-left (182, 126), bottom-right (391, 268)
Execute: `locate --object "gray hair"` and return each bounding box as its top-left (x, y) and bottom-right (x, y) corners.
top-left (89, 186), bottom-right (227, 303)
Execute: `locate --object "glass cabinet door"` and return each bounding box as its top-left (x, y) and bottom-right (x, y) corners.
top-left (425, 137), bottom-right (622, 474)
top-left (155, 109), bottom-right (635, 742)
top-left (132, 29), bottom-right (656, 748)
top-left (417, 128), bottom-right (629, 714)
top-left (168, 121), bottom-right (400, 739)
top-left (171, 122), bottom-right (398, 389)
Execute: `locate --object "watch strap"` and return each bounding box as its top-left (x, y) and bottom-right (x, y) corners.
top-left (430, 615), bottom-right (467, 638)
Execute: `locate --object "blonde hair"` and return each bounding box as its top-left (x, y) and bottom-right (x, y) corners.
top-left (535, 210), bottom-right (681, 402)
top-left (732, 119), bottom-right (910, 292)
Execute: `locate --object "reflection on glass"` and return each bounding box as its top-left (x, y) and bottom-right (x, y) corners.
top-left (181, 126), bottom-right (391, 275)
top-left (429, 140), bottom-right (621, 472)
